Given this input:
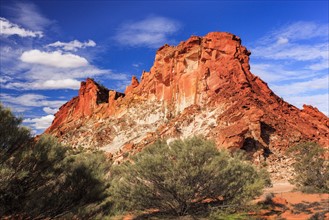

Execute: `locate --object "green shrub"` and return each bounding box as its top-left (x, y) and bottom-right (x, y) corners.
top-left (0, 104), bottom-right (112, 218)
top-left (0, 103), bottom-right (31, 158)
top-left (110, 137), bottom-right (270, 216)
top-left (287, 142), bottom-right (329, 193)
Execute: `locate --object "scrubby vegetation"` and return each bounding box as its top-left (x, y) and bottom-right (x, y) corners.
top-left (110, 137), bottom-right (271, 216)
top-left (0, 103), bottom-right (273, 218)
top-left (288, 142), bottom-right (329, 193)
top-left (0, 104), bottom-right (31, 155)
top-left (0, 104), bottom-right (111, 218)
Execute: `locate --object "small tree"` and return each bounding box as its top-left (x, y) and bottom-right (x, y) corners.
top-left (288, 142), bottom-right (329, 193)
top-left (110, 137), bottom-right (270, 216)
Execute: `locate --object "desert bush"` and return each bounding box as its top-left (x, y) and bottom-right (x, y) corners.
top-left (110, 137), bottom-right (270, 216)
top-left (0, 103), bottom-right (31, 158)
top-left (287, 142), bottom-right (329, 193)
top-left (208, 210), bottom-right (255, 220)
top-left (0, 104), bottom-right (111, 218)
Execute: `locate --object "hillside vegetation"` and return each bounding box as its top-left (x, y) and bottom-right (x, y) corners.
top-left (3, 103), bottom-right (327, 219)
top-left (288, 142), bottom-right (329, 193)
top-left (0, 104), bottom-right (111, 218)
top-left (111, 137), bottom-right (271, 216)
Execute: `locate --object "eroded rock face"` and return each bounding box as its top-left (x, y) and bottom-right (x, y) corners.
top-left (45, 32), bottom-right (328, 178)
top-left (46, 78), bottom-right (122, 134)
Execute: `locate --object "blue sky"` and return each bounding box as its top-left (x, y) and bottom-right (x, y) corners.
top-left (0, 0), bottom-right (328, 134)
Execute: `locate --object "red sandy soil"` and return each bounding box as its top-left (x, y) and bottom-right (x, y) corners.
top-left (119, 182), bottom-right (328, 220)
top-left (260, 181), bottom-right (329, 220)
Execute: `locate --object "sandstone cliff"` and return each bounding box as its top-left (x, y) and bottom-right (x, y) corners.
top-left (45, 32), bottom-right (328, 178)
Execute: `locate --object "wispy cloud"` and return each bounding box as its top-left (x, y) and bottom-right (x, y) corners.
top-left (285, 94), bottom-right (329, 116)
top-left (253, 43), bottom-right (328, 63)
top-left (113, 80), bottom-right (131, 92)
top-left (309, 59), bottom-right (329, 71)
top-left (261, 21), bottom-right (328, 43)
top-left (0, 93), bottom-right (66, 108)
top-left (4, 1), bottom-right (52, 31)
top-left (20, 49), bottom-right (89, 68)
top-left (46, 40), bottom-right (96, 51)
top-left (132, 62), bottom-right (143, 68)
top-left (0, 17), bottom-right (43, 38)
top-left (252, 22), bottom-right (328, 68)
top-left (249, 21), bottom-right (329, 115)
top-left (270, 75), bottom-right (328, 96)
top-left (250, 63), bottom-right (319, 83)
top-left (115, 16), bottom-right (181, 48)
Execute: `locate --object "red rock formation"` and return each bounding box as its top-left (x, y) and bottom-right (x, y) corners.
top-left (45, 78), bottom-right (109, 133)
top-left (301, 104), bottom-right (329, 127)
top-left (125, 76), bottom-right (139, 94)
top-left (45, 32), bottom-right (328, 164)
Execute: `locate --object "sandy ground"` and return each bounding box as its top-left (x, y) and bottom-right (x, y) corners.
top-left (119, 181), bottom-right (329, 220)
top-left (264, 181), bottom-right (295, 194)
top-left (260, 181), bottom-right (329, 220)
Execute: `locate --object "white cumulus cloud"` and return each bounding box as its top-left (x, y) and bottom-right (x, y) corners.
top-left (46, 39), bottom-right (96, 51)
top-left (24, 115), bottom-right (55, 130)
top-left (2, 78), bottom-right (81, 90)
top-left (115, 16), bottom-right (180, 48)
top-left (43, 107), bottom-right (58, 114)
top-left (32, 78), bottom-right (81, 90)
top-left (20, 49), bottom-right (89, 68)
top-left (0, 17), bottom-right (43, 37)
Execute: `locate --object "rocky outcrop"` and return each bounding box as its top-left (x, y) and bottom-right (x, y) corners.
top-left (125, 76), bottom-right (139, 94)
top-left (46, 78), bottom-right (122, 134)
top-left (45, 32), bottom-right (328, 178)
top-left (301, 105), bottom-right (329, 127)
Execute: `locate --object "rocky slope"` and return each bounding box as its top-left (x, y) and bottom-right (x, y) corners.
top-left (45, 32), bottom-right (328, 178)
